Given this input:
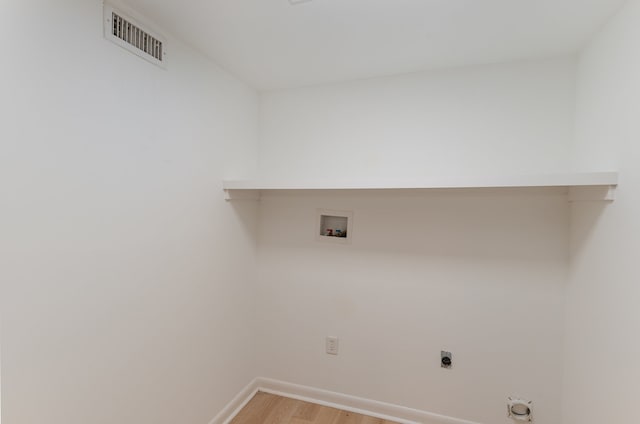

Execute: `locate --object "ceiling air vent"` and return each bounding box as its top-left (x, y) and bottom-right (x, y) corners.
top-left (103, 4), bottom-right (167, 68)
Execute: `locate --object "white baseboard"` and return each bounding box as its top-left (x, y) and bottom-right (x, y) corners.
top-left (208, 378), bottom-right (260, 424)
top-left (209, 377), bottom-right (483, 424)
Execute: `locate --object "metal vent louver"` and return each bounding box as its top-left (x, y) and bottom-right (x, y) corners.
top-left (104, 5), bottom-right (166, 68)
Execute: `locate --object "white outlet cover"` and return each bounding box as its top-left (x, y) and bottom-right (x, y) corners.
top-left (326, 336), bottom-right (339, 355)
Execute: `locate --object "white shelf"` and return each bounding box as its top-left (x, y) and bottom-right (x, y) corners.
top-left (223, 172), bottom-right (618, 202)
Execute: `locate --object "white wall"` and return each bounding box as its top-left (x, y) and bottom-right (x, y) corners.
top-left (0, 1), bottom-right (259, 424)
top-left (255, 188), bottom-right (568, 424)
top-left (564, 1), bottom-right (640, 423)
top-left (1, 1), bottom-right (620, 423)
top-left (254, 58), bottom-right (580, 423)
top-left (258, 58), bottom-right (577, 182)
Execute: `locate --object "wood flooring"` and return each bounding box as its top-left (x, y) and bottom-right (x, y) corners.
top-left (230, 392), bottom-right (399, 424)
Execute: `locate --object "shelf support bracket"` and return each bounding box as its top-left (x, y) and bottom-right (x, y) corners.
top-left (568, 185), bottom-right (617, 202)
top-left (224, 189), bottom-right (261, 201)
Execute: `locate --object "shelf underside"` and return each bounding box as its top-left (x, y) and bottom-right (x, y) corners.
top-left (223, 172), bottom-right (618, 202)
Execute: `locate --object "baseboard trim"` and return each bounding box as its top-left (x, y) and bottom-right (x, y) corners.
top-left (208, 378), bottom-right (260, 424)
top-left (210, 377), bottom-right (482, 424)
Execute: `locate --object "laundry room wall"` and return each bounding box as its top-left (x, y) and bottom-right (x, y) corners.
top-left (0, 1), bottom-right (260, 423)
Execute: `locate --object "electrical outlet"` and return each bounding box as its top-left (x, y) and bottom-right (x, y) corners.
top-left (441, 351), bottom-right (452, 368)
top-left (326, 336), bottom-right (339, 355)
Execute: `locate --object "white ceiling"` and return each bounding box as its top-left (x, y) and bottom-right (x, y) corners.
top-left (123, 0), bottom-right (626, 90)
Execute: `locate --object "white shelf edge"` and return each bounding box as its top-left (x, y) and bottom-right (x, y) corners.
top-left (223, 172), bottom-right (618, 192)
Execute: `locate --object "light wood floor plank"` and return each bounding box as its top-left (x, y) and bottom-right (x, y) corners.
top-left (264, 396), bottom-right (299, 424)
top-left (360, 416), bottom-right (388, 424)
top-left (333, 410), bottom-right (364, 424)
top-left (230, 393), bottom-right (399, 424)
top-left (291, 401), bottom-right (322, 421)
